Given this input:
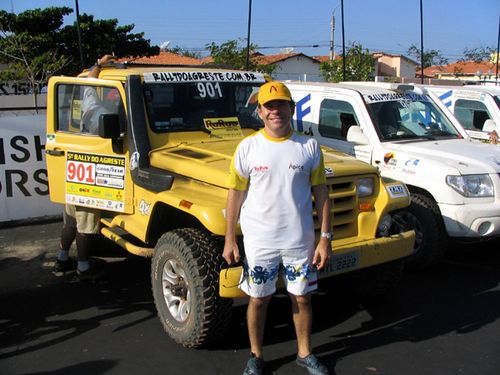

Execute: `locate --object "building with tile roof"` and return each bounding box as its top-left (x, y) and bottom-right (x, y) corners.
top-left (118, 51), bottom-right (204, 66)
top-left (417, 60), bottom-right (499, 83)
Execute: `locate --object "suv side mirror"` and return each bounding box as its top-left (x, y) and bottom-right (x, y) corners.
top-left (482, 119), bottom-right (496, 133)
top-left (347, 125), bottom-right (370, 145)
top-left (99, 113), bottom-right (121, 139)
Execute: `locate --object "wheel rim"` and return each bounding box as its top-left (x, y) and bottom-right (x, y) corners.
top-left (394, 211), bottom-right (424, 253)
top-left (161, 258), bottom-right (191, 323)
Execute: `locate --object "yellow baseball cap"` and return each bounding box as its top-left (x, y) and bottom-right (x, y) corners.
top-left (258, 81), bottom-right (292, 105)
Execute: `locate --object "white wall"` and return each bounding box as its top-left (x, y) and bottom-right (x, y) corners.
top-left (272, 56), bottom-right (324, 82)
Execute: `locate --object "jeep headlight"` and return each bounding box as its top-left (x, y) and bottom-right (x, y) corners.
top-left (446, 174), bottom-right (494, 197)
top-left (357, 177), bottom-right (374, 197)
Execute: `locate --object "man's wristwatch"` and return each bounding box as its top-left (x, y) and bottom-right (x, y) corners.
top-left (320, 231), bottom-right (333, 240)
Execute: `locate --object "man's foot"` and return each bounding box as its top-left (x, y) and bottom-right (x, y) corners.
top-left (243, 354), bottom-right (265, 375)
top-left (76, 265), bottom-right (106, 281)
top-left (53, 258), bottom-right (77, 273)
top-left (296, 354), bottom-right (329, 375)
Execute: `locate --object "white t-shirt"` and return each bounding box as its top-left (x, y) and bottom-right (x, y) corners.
top-left (228, 129), bottom-right (326, 248)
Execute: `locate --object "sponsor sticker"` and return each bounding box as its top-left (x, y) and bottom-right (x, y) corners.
top-left (387, 184), bottom-right (408, 198)
top-left (65, 151), bottom-right (126, 212)
top-left (204, 117), bottom-right (243, 139)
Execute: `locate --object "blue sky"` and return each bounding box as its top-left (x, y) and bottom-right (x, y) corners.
top-left (1, 0), bottom-right (498, 61)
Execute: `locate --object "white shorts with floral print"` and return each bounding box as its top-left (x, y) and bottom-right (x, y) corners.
top-left (239, 245), bottom-right (318, 297)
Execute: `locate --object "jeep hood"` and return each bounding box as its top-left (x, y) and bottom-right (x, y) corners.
top-left (149, 138), bottom-right (377, 188)
top-left (385, 139), bottom-right (500, 174)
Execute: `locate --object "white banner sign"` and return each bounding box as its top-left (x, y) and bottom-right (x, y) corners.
top-left (0, 114), bottom-right (61, 223)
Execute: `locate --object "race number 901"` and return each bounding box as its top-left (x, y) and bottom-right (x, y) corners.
top-left (197, 82), bottom-right (223, 98)
top-left (66, 161), bottom-right (95, 184)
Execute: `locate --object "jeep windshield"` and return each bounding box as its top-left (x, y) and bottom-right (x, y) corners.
top-left (143, 71), bottom-right (266, 133)
top-left (364, 92), bottom-right (461, 142)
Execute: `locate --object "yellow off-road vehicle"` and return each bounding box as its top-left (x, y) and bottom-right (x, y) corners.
top-left (45, 62), bottom-right (415, 348)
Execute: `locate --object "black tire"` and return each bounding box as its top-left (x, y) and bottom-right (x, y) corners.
top-left (393, 193), bottom-right (448, 268)
top-left (151, 228), bottom-right (232, 348)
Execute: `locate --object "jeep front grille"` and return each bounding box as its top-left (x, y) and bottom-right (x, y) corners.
top-left (313, 176), bottom-right (360, 240)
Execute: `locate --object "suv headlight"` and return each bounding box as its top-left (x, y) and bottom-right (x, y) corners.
top-left (446, 174), bottom-right (494, 197)
top-left (357, 177), bottom-right (374, 197)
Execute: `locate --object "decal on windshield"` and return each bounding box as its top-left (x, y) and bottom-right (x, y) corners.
top-left (203, 117), bottom-right (244, 139)
top-left (364, 92), bottom-right (430, 104)
top-left (144, 71), bottom-right (265, 83)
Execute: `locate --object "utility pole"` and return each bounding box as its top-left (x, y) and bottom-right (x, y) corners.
top-left (341, 0), bottom-right (346, 81)
top-left (496, 14), bottom-right (499, 86)
top-left (420, 0), bottom-right (424, 84)
top-left (245, 0), bottom-right (253, 70)
top-left (75, 0), bottom-right (85, 69)
top-left (330, 13), bottom-right (335, 61)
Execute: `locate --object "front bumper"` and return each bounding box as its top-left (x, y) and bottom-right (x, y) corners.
top-left (319, 230), bottom-right (415, 278)
top-left (439, 202), bottom-right (500, 238)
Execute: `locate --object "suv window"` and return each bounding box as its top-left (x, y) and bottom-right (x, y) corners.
top-left (56, 84), bottom-right (125, 135)
top-left (318, 99), bottom-right (359, 140)
top-left (144, 82), bottom-right (263, 132)
top-left (454, 99), bottom-right (491, 130)
top-left (365, 93), bottom-right (460, 141)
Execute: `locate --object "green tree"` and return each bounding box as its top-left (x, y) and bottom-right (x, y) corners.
top-left (59, 13), bottom-right (159, 74)
top-left (460, 46), bottom-right (495, 63)
top-left (320, 42), bottom-right (375, 82)
top-left (205, 39), bottom-right (275, 74)
top-left (407, 44), bottom-right (448, 68)
top-left (0, 6), bottom-right (160, 89)
top-left (0, 7), bottom-right (72, 106)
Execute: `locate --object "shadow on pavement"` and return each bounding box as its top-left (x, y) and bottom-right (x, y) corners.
top-left (0, 252), bottom-right (155, 362)
top-left (1, 235), bottom-right (499, 374)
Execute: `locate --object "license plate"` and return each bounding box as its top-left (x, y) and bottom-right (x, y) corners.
top-left (322, 251), bottom-right (359, 273)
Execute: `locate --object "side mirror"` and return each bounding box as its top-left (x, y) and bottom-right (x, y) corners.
top-left (482, 119), bottom-right (496, 133)
top-left (98, 113), bottom-right (121, 139)
top-left (347, 125), bottom-right (370, 145)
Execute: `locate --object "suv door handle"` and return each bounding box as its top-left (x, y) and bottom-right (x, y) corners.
top-left (45, 149), bottom-right (65, 156)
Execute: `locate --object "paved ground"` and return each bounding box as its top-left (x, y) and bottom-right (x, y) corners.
top-left (1, 220), bottom-right (500, 375)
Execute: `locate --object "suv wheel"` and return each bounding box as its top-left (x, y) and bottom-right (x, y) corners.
top-left (393, 193), bottom-right (448, 268)
top-left (151, 228), bottom-right (232, 348)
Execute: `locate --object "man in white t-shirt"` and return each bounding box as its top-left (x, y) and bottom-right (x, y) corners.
top-left (224, 81), bottom-right (331, 375)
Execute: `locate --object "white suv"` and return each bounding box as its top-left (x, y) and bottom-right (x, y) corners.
top-left (285, 80), bottom-right (500, 267)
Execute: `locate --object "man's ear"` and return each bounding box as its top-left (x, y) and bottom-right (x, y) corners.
top-left (290, 101), bottom-right (296, 116)
top-left (256, 104), bottom-right (264, 120)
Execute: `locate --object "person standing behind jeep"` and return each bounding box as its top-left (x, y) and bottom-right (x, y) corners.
top-left (223, 81), bottom-right (332, 375)
top-left (54, 54), bottom-right (117, 281)
top-left (80, 54), bottom-right (118, 134)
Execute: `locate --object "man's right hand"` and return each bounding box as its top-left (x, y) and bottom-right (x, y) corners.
top-left (98, 54), bottom-right (116, 66)
top-left (223, 239), bottom-right (241, 265)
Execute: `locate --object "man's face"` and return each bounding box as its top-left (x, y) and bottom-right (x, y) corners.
top-left (257, 100), bottom-right (293, 133)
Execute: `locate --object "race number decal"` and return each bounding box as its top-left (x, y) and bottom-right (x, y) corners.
top-left (197, 82), bottom-right (223, 98)
top-left (65, 151), bottom-right (126, 212)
